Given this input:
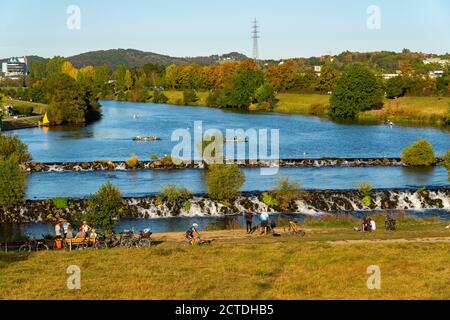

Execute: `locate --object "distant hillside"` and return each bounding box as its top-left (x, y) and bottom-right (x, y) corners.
top-left (67, 49), bottom-right (249, 69)
top-left (0, 55), bottom-right (46, 64)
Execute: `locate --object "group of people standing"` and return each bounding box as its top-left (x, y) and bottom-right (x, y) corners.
top-left (245, 211), bottom-right (274, 235)
top-left (55, 220), bottom-right (93, 239)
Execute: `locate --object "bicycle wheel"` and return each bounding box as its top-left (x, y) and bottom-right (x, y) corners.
top-left (36, 244), bottom-right (49, 251)
top-left (94, 241), bottom-right (107, 250)
top-left (19, 244), bottom-right (31, 252)
top-left (139, 238), bottom-right (152, 248)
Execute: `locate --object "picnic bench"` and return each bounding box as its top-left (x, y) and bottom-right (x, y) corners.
top-left (65, 236), bottom-right (100, 251)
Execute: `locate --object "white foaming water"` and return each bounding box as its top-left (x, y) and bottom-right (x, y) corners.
top-left (115, 163), bottom-right (127, 171)
top-left (46, 165), bottom-right (64, 172)
top-left (294, 200), bottom-right (324, 215)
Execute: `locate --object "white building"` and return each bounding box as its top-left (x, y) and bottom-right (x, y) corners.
top-left (423, 58), bottom-right (449, 66)
top-left (1, 57), bottom-right (28, 79)
top-left (429, 70), bottom-right (445, 78)
top-left (381, 73), bottom-right (400, 80)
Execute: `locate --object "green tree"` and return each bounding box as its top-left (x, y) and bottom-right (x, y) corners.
top-left (152, 90), bottom-right (169, 104)
top-left (330, 64), bottom-right (384, 119)
top-left (271, 177), bottom-right (303, 212)
top-left (44, 73), bottom-right (101, 125)
top-left (206, 164), bottom-right (245, 201)
top-left (316, 63), bottom-right (339, 93)
top-left (442, 150), bottom-right (450, 171)
top-left (224, 67), bottom-right (264, 109)
top-left (182, 89), bottom-right (199, 105)
top-left (401, 139), bottom-right (436, 166)
top-left (86, 182), bottom-right (123, 234)
top-left (0, 135), bottom-right (31, 163)
top-left (385, 76), bottom-right (407, 99)
top-left (0, 156), bottom-right (26, 209)
top-left (255, 82), bottom-right (277, 106)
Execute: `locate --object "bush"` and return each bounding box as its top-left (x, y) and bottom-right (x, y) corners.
top-left (272, 177), bottom-right (303, 211)
top-left (0, 156), bottom-right (26, 209)
top-left (255, 82), bottom-right (277, 107)
top-left (385, 76), bottom-right (407, 99)
top-left (358, 182), bottom-right (373, 207)
top-left (52, 197), bottom-right (68, 209)
top-left (13, 105), bottom-right (33, 116)
top-left (152, 90), bottom-right (168, 104)
top-left (125, 154), bottom-right (139, 168)
top-left (206, 164), bottom-right (245, 201)
top-left (0, 135), bottom-right (31, 163)
top-left (330, 64), bottom-right (384, 119)
top-left (401, 140), bottom-right (436, 166)
top-left (182, 89), bottom-right (199, 105)
top-left (86, 182), bottom-right (123, 234)
top-left (262, 192), bottom-right (279, 207)
top-left (309, 103), bottom-right (328, 116)
top-left (161, 185), bottom-right (193, 208)
top-left (443, 150), bottom-right (450, 171)
top-left (445, 104), bottom-right (450, 126)
top-left (160, 155), bottom-right (173, 166)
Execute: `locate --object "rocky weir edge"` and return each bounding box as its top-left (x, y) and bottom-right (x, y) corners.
top-left (22, 157), bottom-right (423, 172)
top-left (1, 188), bottom-right (449, 223)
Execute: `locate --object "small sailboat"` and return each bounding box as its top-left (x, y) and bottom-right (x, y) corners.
top-left (40, 112), bottom-right (50, 127)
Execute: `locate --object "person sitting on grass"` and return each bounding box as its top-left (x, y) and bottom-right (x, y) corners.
top-left (186, 223), bottom-right (201, 245)
top-left (260, 211), bottom-right (270, 235)
top-left (363, 217), bottom-right (372, 232)
top-left (370, 218), bottom-right (376, 231)
top-left (287, 220), bottom-right (300, 234)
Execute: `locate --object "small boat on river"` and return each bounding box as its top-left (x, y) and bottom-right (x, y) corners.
top-left (224, 137), bottom-right (249, 143)
top-left (133, 135), bottom-right (161, 142)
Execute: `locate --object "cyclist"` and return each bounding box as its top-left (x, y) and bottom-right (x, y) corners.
top-left (186, 223), bottom-right (201, 245)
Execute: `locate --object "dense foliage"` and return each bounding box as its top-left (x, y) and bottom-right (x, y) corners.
top-left (330, 65), bottom-right (384, 119)
top-left (0, 156), bottom-right (26, 209)
top-left (401, 139), bottom-right (436, 166)
top-left (443, 150), bottom-right (450, 171)
top-left (86, 182), bottom-right (123, 234)
top-left (206, 164), bottom-right (245, 201)
top-left (2, 50), bottom-right (449, 115)
top-left (161, 185), bottom-right (193, 209)
top-left (0, 135), bottom-right (31, 163)
top-left (271, 177), bottom-right (303, 212)
top-left (45, 73), bottom-right (101, 125)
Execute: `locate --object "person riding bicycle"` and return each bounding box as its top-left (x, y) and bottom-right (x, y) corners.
top-left (186, 223), bottom-right (201, 245)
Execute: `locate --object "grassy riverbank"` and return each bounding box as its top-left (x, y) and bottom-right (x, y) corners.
top-left (157, 91), bottom-right (450, 127)
top-left (1, 216), bottom-right (449, 300)
top-left (1, 99), bottom-right (47, 131)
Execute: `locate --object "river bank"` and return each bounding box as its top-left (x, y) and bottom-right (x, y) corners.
top-left (144, 91), bottom-right (450, 128)
top-left (1, 217), bottom-right (449, 299)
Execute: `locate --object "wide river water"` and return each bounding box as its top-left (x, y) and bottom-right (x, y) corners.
top-left (5, 100), bottom-right (450, 199)
top-left (9, 100), bottom-right (450, 162)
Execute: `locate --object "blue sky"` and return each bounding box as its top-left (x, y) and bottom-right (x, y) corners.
top-left (1, 0), bottom-right (449, 59)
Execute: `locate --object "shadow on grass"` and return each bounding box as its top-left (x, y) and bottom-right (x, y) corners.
top-left (0, 252), bottom-right (31, 270)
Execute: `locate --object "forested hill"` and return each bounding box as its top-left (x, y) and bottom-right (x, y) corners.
top-left (66, 49), bottom-right (248, 68)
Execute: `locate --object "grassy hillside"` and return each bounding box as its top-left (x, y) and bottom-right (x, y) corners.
top-left (0, 216), bottom-right (449, 300)
top-left (67, 49), bottom-right (248, 69)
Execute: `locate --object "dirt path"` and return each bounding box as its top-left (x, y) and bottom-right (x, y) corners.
top-left (328, 237), bottom-right (450, 245)
top-left (151, 229), bottom-right (450, 246)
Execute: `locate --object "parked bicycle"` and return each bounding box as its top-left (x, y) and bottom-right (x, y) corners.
top-left (19, 239), bottom-right (49, 252)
